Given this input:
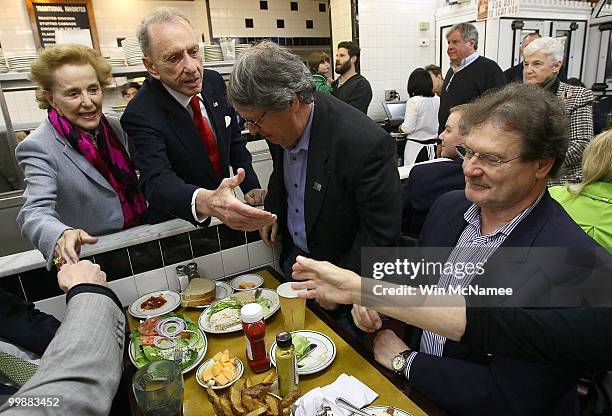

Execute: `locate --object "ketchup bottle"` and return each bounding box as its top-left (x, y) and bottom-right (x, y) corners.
top-left (241, 303), bottom-right (270, 373)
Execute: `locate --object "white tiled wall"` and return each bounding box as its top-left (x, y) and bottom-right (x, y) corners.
top-left (209, 0), bottom-right (330, 38)
top-left (358, 0), bottom-right (441, 120)
top-left (330, 0), bottom-right (352, 58)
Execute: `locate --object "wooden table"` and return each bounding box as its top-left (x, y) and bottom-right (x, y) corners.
top-left (127, 267), bottom-right (430, 416)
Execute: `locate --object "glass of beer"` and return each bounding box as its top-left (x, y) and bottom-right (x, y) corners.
top-left (276, 282), bottom-right (306, 332)
top-left (133, 360), bottom-right (184, 416)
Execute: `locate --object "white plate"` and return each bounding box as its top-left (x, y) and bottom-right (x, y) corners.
top-left (269, 330), bottom-right (336, 375)
top-left (191, 281), bottom-right (234, 309)
top-left (128, 290), bottom-right (181, 319)
top-left (128, 316), bottom-right (208, 374)
top-left (353, 406), bottom-right (413, 416)
top-left (195, 357), bottom-right (244, 390)
top-left (230, 274), bottom-right (264, 291)
top-left (198, 288), bottom-right (280, 334)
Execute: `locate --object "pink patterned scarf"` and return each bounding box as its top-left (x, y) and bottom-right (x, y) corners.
top-left (48, 108), bottom-right (146, 228)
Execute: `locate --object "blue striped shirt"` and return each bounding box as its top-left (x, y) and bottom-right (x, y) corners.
top-left (404, 192), bottom-right (545, 381)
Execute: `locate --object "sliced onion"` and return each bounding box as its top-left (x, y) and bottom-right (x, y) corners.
top-left (154, 336), bottom-right (177, 349)
top-left (155, 317), bottom-right (186, 338)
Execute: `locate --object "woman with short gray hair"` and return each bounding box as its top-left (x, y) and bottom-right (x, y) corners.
top-left (523, 36), bottom-right (594, 184)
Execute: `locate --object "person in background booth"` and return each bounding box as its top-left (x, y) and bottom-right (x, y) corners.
top-left (424, 64), bottom-right (443, 96)
top-left (523, 36), bottom-right (594, 185)
top-left (550, 129), bottom-right (612, 249)
top-left (120, 81), bottom-right (140, 103)
top-left (16, 44), bottom-right (147, 270)
top-left (503, 32), bottom-right (541, 84)
top-left (307, 51), bottom-right (332, 93)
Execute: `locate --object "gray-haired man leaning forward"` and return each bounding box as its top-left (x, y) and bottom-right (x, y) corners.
top-left (227, 41), bottom-right (401, 312)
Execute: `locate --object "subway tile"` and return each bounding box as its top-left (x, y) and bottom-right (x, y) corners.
top-left (34, 294), bottom-right (67, 322)
top-left (246, 230), bottom-right (262, 243)
top-left (218, 224), bottom-right (246, 250)
top-left (190, 226), bottom-right (221, 257)
top-left (108, 276), bottom-right (139, 307)
top-left (134, 268), bottom-right (169, 296)
top-left (194, 252), bottom-right (225, 280)
top-left (20, 267), bottom-right (63, 302)
top-left (221, 245), bottom-right (250, 277)
top-left (160, 233), bottom-right (193, 265)
top-left (95, 248), bottom-right (132, 281)
top-left (0, 274), bottom-right (26, 300)
top-left (247, 241), bottom-right (274, 269)
top-left (128, 240), bottom-right (163, 275)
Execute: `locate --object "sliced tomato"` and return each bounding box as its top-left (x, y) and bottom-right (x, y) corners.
top-left (138, 317), bottom-right (159, 336)
top-left (140, 335), bottom-right (156, 346)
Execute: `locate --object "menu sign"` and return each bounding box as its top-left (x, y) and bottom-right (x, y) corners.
top-left (485, 0), bottom-right (520, 20)
top-left (25, 0), bottom-right (100, 51)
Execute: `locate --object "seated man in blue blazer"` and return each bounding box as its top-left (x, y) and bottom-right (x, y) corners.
top-left (121, 8), bottom-right (275, 231)
top-left (401, 104), bottom-right (467, 238)
top-left (354, 84), bottom-right (604, 415)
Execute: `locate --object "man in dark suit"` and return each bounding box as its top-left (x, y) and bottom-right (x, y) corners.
top-left (121, 8), bottom-right (275, 231)
top-left (226, 41), bottom-right (401, 300)
top-left (504, 32), bottom-right (541, 83)
top-left (354, 84), bottom-right (602, 414)
top-left (401, 105), bottom-right (466, 238)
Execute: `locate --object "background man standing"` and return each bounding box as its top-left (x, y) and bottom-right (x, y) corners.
top-left (504, 32), bottom-right (542, 83)
top-left (438, 22), bottom-right (505, 133)
top-left (331, 41), bottom-right (373, 114)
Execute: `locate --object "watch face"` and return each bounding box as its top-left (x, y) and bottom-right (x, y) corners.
top-left (392, 355), bottom-right (405, 372)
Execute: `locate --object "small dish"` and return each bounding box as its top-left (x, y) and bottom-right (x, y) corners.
top-left (196, 357), bottom-right (244, 390)
top-left (230, 274), bottom-right (264, 291)
top-left (128, 290), bottom-right (181, 319)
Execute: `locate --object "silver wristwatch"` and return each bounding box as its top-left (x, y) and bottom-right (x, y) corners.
top-left (392, 349), bottom-right (412, 375)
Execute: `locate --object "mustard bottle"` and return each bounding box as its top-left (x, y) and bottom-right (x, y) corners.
top-left (275, 332), bottom-right (299, 397)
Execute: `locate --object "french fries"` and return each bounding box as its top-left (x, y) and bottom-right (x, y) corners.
top-left (205, 370), bottom-right (300, 416)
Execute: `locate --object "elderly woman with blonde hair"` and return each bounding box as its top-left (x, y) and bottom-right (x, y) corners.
top-left (549, 130), bottom-right (612, 249)
top-left (523, 36), bottom-right (594, 185)
top-left (16, 44), bottom-right (147, 269)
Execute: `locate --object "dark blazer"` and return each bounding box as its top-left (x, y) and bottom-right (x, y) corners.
top-left (406, 190), bottom-right (604, 415)
top-left (504, 62), bottom-right (523, 84)
top-left (265, 92), bottom-right (401, 273)
top-left (121, 70), bottom-right (260, 224)
top-left (401, 159), bottom-right (464, 238)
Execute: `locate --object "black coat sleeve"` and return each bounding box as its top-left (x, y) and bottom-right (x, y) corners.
top-left (0, 290), bottom-right (60, 355)
top-left (463, 306), bottom-right (612, 371)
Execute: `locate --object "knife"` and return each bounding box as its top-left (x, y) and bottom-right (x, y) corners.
top-left (296, 343), bottom-right (317, 368)
top-left (335, 397), bottom-right (374, 416)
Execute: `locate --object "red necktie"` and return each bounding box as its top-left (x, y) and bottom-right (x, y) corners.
top-left (190, 95), bottom-right (221, 177)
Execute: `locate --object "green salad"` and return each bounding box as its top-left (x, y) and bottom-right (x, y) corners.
top-left (131, 313), bottom-right (205, 371)
top-left (206, 296), bottom-right (271, 319)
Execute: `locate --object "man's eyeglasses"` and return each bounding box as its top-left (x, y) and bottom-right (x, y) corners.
top-left (455, 144), bottom-right (521, 167)
top-left (242, 111), bottom-right (267, 130)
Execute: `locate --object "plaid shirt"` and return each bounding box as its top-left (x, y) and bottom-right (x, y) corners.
top-left (549, 82), bottom-right (594, 185)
